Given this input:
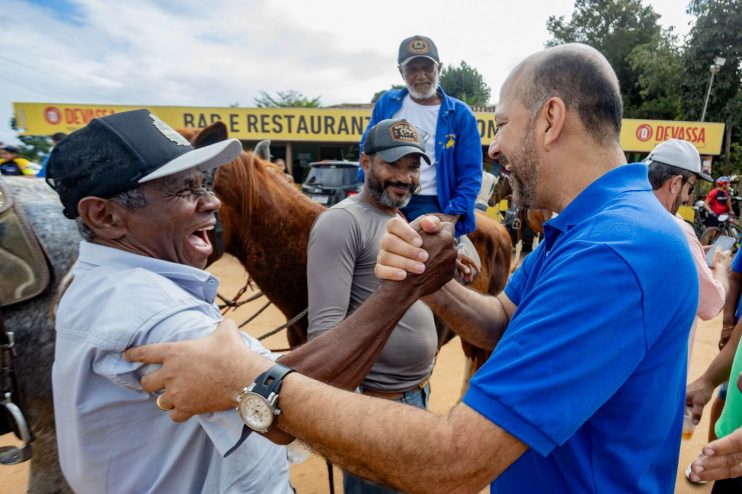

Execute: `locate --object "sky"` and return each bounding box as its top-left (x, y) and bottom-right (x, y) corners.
top-left (2, 0), bottom-right (697, 147)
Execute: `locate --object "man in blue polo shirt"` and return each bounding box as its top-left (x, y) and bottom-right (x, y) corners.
top-left (125, 44), bottom-right (698, 493)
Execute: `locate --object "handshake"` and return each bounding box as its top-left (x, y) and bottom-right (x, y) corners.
top-left (375, 215), bottom-right (459, 298)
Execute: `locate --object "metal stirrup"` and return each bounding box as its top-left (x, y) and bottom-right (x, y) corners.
top-left (0, 392), bottom-right (32, 465)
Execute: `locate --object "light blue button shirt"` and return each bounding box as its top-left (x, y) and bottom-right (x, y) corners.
top-left (52, 242), bottom-right (292, 494)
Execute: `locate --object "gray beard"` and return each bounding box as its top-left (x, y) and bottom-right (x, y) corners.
top-left (368, 185), bottom-right (412, 209)
top-left (406, 72), bottom-right (439, 100)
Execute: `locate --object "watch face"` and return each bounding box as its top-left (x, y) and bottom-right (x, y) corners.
top-left (238, 393), bottom-right (273, 431)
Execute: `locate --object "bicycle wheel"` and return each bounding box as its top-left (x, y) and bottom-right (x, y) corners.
top-left (700, 226), bottom-right (722, 246)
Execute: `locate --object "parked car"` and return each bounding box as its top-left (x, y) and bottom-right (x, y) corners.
top-left (301, 160), bottom-right (362, 207)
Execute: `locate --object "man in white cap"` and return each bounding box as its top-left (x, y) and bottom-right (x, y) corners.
top-left (646, 138), bottom-right (730, 364)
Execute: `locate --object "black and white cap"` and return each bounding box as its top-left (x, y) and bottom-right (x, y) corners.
top-left (398, 35), bottom-right (439, 67)
top-left (46, 109), bottom-right (242, 218)
top-left (363, 119), bottom-right (431, 165)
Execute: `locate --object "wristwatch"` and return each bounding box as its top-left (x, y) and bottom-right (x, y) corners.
top-left (236, 363), bottom-right (294, 433)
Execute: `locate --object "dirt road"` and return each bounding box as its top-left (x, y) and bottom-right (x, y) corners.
top-left (0, 254), bottom-right (723, 492)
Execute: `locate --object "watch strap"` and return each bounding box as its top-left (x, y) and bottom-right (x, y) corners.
top-left (250, 362), bottom-right (294, 398)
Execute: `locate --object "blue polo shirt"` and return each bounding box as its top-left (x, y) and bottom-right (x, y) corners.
top-left (463, 164), bottom-right (697, 493)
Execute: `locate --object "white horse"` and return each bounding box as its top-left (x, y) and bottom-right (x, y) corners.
top-left (2, 176), bottom-right (77, 493)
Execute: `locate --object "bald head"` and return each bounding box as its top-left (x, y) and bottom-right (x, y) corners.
top-left (509, 43), bottom-right (623, 145)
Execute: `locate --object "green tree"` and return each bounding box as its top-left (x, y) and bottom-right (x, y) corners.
top-left (626, 30), bottom-right (684, 119)
top-left (9, 117), bottom-right (51, 162)
top-left (253, 90), bottom-right (321, 108)
top-left (679, 0), bottom-right (742, 175)
top-left (439, 61), bottom-right (491, 107)
top-left (546, 0), bottom-right (662, 115)
top-left (679, 0), bottom-right (741, 122)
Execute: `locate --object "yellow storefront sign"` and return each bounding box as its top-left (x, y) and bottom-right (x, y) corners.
top-left (13, 102), bottom-right (499, 145)
top-left (621, 118), bottom-right (724, 154)
top-left (13, 102), bottom-right (724, 155)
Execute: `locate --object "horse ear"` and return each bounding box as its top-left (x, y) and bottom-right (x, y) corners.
top-left (192, 121), bottom-right (229, 149)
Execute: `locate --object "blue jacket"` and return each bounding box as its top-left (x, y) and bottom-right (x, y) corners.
top-left (360, 87), bottom-right (483, 236)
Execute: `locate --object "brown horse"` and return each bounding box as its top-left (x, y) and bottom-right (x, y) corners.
top-left (184, 122), bottom-right (511, 366)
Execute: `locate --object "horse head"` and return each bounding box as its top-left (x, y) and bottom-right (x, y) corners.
top-left (493, 173), bottom-right (512, 204)
top-left (179, 123), bottom-right (324, 347)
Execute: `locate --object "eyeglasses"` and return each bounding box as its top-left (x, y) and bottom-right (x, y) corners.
top-left (683, 179), bottom-right (696, 195)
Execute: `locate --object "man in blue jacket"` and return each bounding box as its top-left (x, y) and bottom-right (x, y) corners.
top-left (360, 35), bottom-right (482, 237)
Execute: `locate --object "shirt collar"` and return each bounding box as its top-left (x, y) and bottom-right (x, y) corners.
top-left (541, 164), bottom-right (650, 251)
top-left (548, 163), bottom-right (650, 235)
top-left (76, 241), bottom-right (220, 303)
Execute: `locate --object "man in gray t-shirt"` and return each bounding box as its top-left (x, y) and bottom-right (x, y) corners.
top-left (307, 118), bottom-right (437, 494)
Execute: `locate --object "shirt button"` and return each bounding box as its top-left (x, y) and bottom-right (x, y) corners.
top-left (207, 279), bottom-right (215, 285)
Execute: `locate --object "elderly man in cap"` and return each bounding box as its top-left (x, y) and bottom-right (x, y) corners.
top-left (46, 109), bottom-right (296, 493)
top-left (308, 118), bottom-right (438, 493)
top-left (48, 109), bottom-right (455, 493)
top-left (361, 35), bottom-right (482, 239)
top-left (646, 138), bottom-right (730, 365)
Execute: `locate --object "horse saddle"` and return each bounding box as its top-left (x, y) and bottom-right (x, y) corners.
top-left (0, 178), bottom-right (51, 307)
top-left (0, 178), bottom-right (43, 463)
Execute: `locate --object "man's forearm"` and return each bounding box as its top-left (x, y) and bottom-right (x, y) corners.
top-left (700, 320), bottom-right (742, 389)
top-left (263, 279), bottom-right (425, 444)
top-left (276, 372), bottom-right (526, 494)
top-left (280, 227), bottom-right (456, 388)
top-left (722, 274), bottom-right (741, 329)
top-left (279, 279), bottom-right (421, 389)
top-left (423, 281), bottom-right (510, 351)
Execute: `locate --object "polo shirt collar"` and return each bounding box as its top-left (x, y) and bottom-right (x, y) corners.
top-left (545, 163), bottom-right (650, 243)
top-left (76, 241), bottom-right (220, 303)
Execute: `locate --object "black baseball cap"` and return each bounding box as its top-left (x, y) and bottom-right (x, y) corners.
top-left (363, 119), bottom-right (431, 165)
top-left (46, 109), bottom-right (242, 219)
top-left (398, 35), bottom-right (439, 67)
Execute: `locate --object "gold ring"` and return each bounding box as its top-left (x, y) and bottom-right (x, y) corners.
top-left (156, 394), bottom-right (174, 411)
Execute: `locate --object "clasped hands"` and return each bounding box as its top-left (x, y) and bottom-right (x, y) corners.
top-left (125, 214), bottom-right (457, 421)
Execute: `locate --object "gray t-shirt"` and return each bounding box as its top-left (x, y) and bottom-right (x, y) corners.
top-left (307, 195), bottom-right (437, 391)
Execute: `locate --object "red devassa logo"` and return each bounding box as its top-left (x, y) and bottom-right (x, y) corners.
top-left (636, 124), bottom-right (653, 142)
top-left (44, 107), bottom-right (61, 125)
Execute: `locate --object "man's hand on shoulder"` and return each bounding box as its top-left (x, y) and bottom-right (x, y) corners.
top-left (124, 319), bottom-right (273, 422)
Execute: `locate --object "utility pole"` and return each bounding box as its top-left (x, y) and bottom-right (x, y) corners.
top-left (701, 57), bottom-right (726, 122)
